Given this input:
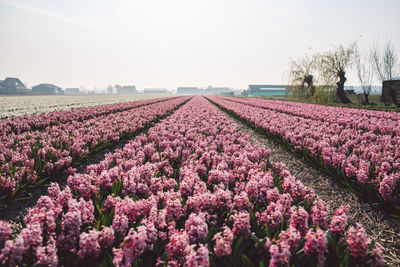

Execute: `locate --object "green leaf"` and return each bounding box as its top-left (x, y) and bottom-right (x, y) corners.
top-left (94, 199), bottom-right (102, 216)
top-left (106, 251), bottom-right (114, 265)
top-left (160, 251), bottom-right (168, 262)
top-left (233, 236), bottom-right (244, 259)
top-left (391, 214), bottom-right (400, 219)
top-left (341, 250), bottom-right (350, 267)
top-left (325, 231), bottom-right (331, 243)
top-left (94, 220), bottom-right (101, 230)
top-left (279, 215), bottom-right (285, 231)
top-left (241, 254), bottom-right (254, 267)
top-left (265, 223), bottom-right (270, 238)
top-left (35, 177), bottom-right (48, 186)
top-left (368, 239), bottom-right (376, 250)
top-left (14, 197), bottom-right (30, 201)
top-left (249, 209), bottom-right (256, 222)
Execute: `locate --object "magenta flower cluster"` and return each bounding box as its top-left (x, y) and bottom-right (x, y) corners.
top-left (0, 96), bottom-right (383, 266)
top-left (210, 96), bottom-right (400, 203)
top-left (0, 97), bottom-right (174, 136)
top-left (0, 97), bottom-right (189, 195)
top-left (230, 97), bottom-right (400, 135)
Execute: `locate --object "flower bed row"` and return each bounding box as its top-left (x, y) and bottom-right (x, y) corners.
top-left (0, 94), bottom-right (171, 119)
top-left (0, 96), bottom-right (383, 266)
top-left (208, 96), bottom-right (400, 211)
top-left (0, 97), bottom-right (190, 204)
top-left (225, 97), bottom-right (400, 136)
top-left (0, 97), bottom-right (177, 136)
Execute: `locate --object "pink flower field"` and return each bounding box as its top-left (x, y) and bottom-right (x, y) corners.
top-left (209, 96), bottom-right (400, 210)
top-left (0, 96), bottom-right (387, 266)
top-left (0, 97), bottom-right (189, 204)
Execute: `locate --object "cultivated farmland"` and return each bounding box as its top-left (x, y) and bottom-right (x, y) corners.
top-left (0, 95), bottom-right (398, 266)
top-left (0, 94), bottom-right (172, 118)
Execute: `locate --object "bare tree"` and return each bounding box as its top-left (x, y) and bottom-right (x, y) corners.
top-left (288, 53), bottom-right (317, 97)
top-left (371, 39), bottom-right (399, 82)
top-left (355, 49), bottom-right (373, 105)
top-left (317, 42), bottom-right (358, 104)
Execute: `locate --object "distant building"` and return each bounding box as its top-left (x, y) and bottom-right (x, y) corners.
top-left (65, 88), bottom-right (80, 94)
top-left (143, 88), bottom-right (169, 94)
top-left (219, 91), bottom-right (234, 97)
top-left (177, 86), bottom-right (233, 95)
top-left (177, 87), bottom-right (199, 94)
top-left (245, 84), bottom-right (288, 96)
top-left (117, 85), bottom-right (137, 94)
top-left (32, 83), bottom-right (63, 95)
top-left (204, 87), bottom-right (232, 95)
top-left (0, 77), bottom-right (29, 94)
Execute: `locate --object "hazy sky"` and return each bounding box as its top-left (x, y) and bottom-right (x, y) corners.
top-left (0, 0), bottom-right (399, 90)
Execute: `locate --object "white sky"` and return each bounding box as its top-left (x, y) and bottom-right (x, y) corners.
top-left (0, 0), bottom-right (399, 90)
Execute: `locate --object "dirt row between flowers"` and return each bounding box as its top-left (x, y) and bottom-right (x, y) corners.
top-left (0, 97), bottom-right (191, 224)
top-left (215, 104), bottom-right (400, 265)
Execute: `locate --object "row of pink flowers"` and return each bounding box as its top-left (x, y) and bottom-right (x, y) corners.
top-left (0, 97), bottom-right (177, 136)
top-left (226, 97), bottom-right (400, 135)
top-left (0, 96), bottom-right (383, 266)
top-left (209, 96), bottom-right (400, 203)
top-left (0, 97), bottom-right (189, 195)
